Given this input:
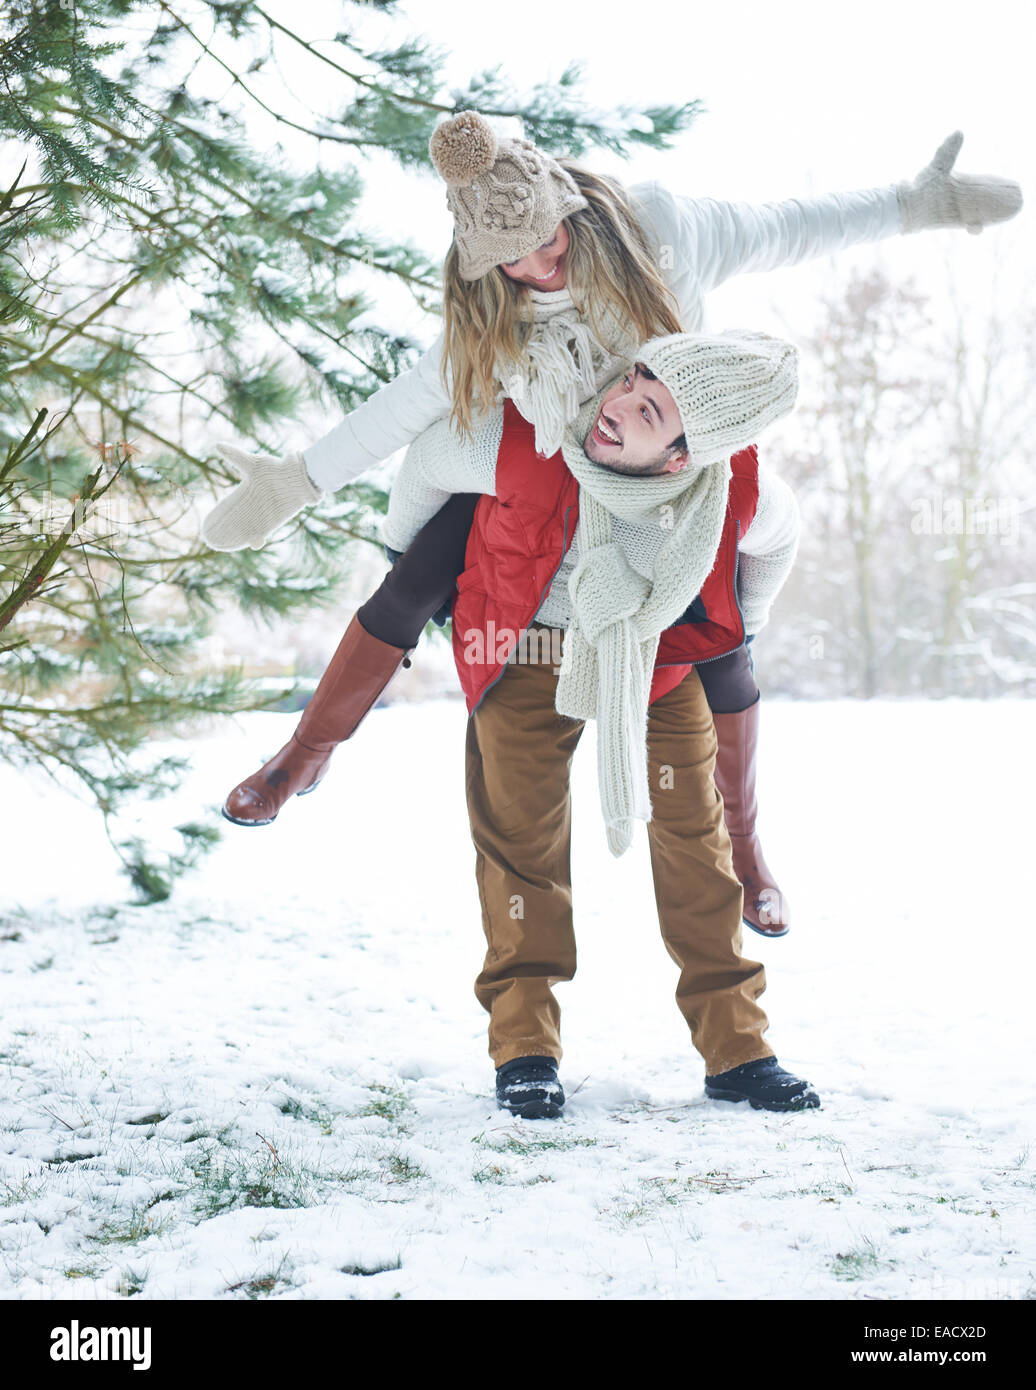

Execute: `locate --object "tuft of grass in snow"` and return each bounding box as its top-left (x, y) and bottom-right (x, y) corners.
top-left (278, 1096), bottom-right (337, 1135)
top-left (88, 1206), bottom-right (169, 1246)
top-left (226, 1253), bottom-right (294, 1299)
top-left (472, 1163), bottom-right (506, 1185)
top-left (830, 1238), bottom-right (892, 1282)
top-left (1, 1174), bottom-right (48, 1206)
top-left (182, 1139), bottom-right (368, 1216)
top-left (356, 1083), bottom-right (411, 1124)
top-left (340, 1257), bottom-right (402, 1276)
top-left (472, 1131), bottom-right (598, 1156)
top-left (785, 1180), bottom-right (854, 1202)
top-left (383, 1153), bottom-right (426, 1183)
top-left (190, 1155), bottom-right (303, 1214)
top-left (610, 1169), bottom-right (756, 1226)
top-left (614, 1178), bottom-right (683, 1224)
top-left (470, 1161), bottom-right (554, 1187)
top-left (114, 1268), bottom-right (148, 1297)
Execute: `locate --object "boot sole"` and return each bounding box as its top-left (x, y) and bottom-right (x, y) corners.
top-left (221, 806), bottom-right (277, 827)
top-left (220, 781), bottom-right (322, 828)
top-left (743, 916), bottom-right (790, 938)
top-left (705, 1085), bottom-right (820, 1112)
top-left (497, 1098), bottom-right (565, 1120)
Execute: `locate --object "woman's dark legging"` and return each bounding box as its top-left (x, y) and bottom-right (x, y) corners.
top-left (695, 644), bottom-right (759, 713)
top-left (358, 493), bottom-right (480, 648)
top-left (357, 493), bottom-right (760, 715)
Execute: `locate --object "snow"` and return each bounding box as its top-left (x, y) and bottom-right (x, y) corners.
top-left (285, 192), bottom-right (328, 216)
top-left (252, 264), bottom-right (296, 297)
top-left (624, 113), bottom-right (656, 136)
top-left (1, 697), bottom-right (1034, 1301)
top-left (228, 235), bottom-right (267, 258)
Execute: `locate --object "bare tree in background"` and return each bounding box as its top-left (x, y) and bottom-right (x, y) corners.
top-left (756, 263), bottom-right (1036, 699)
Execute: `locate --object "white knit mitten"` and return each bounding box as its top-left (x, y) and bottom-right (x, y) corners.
top-left (895, 131), bottom-right (1022, 236)
top-left (201, 444), bottom-right (323, 551)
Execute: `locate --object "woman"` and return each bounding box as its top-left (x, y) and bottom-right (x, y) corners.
top-left (201, 114), bottom-right (1021, 937)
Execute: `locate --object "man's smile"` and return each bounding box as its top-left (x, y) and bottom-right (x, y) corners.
top-left (593, 412), bottom-right (622, 447)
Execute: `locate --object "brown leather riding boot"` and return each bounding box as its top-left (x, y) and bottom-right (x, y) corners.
top-left (222, 614), bottom-right (411, 826)
top-left (712, 696), bottom-right (790, 938)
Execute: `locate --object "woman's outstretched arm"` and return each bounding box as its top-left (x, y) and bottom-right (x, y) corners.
top-left (201, 332), bottom-right (455, 553)
top-left (631, 132), bottom-right (1021, 327)
top-left (302, 330), bottom-right (455, 494)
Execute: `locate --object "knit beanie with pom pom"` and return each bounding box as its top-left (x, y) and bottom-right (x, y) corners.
top-left (429, 110), bottom-right (588, 280)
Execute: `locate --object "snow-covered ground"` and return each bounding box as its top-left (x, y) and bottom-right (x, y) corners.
top-left (2, 697), bottom-right (1034, 1301)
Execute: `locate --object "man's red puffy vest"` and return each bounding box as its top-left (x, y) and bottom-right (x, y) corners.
top-left (452, 400), bottom-right (759, 714)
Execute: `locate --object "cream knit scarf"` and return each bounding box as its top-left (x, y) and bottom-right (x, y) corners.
top-left (556, 396), bottom-right (733, 857)
top-left (499, 290), bottom-right (638, 457)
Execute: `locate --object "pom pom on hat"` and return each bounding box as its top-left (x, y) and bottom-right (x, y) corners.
top-left (429, 111), bottom-right (498, 185)
top-left (429, 109), bottom-right (589, 279)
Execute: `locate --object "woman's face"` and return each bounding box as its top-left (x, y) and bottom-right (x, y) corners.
top-left (498, 222), bottom-right (570, 290)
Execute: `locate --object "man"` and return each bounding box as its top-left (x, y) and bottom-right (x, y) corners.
top-left (382, 329), bottom-right (814, 1119)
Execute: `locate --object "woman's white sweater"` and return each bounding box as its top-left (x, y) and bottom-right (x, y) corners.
top-left (382, 405), bottom-right (800, 636)
top-left (303, 179), bottom-right (901, 490)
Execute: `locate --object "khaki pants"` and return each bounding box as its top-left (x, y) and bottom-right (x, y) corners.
top-left (464, 627), bottom-right (774, 1075)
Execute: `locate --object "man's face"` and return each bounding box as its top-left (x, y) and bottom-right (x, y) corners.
top-left (582, 363), bottom-right (689, 475)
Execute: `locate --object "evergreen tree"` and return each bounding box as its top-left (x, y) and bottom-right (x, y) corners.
top-left (0, 0), bottom-right (701, 899)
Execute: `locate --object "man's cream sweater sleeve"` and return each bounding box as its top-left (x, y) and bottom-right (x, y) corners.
top-left (737, 467), bottom-right (801, 635)
top-left (380, 409), bottom-right (503, 555)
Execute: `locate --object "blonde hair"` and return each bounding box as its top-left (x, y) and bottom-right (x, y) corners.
top-left (440, 162), bottom-right (683, 439)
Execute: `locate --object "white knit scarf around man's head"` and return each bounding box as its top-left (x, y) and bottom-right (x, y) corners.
top-left (556, 392), bottom-right (733, 858)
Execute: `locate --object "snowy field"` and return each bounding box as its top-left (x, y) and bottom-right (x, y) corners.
top-left (1, 696), bottom-right (1034, 1302)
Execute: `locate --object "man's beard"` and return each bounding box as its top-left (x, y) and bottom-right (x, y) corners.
top-left (581, 433), bottom-right (669, 477)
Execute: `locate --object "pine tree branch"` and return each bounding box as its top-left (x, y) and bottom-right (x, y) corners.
top-left (36, 359), bottom-right (210, 469)
top-left (4, 265), bottom-right (151, 376)
top-left (253, 7), bottom-right (455, 115)
top-left (0, 405), bottom-right (49, 486)
top-left (155, 2), bottom-right (387, 148)
top-left (50, 100), bottom-right (442, 295)
top-left (0, 463), bottom-right (107, 632)
top-left (0, 693), bottom-right (260, 717)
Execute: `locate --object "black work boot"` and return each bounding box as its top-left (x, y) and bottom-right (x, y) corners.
top-left (495, 1056), bottom-right (565, 1119)
top-left (705, 1055), bottom-right (820, 1112)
